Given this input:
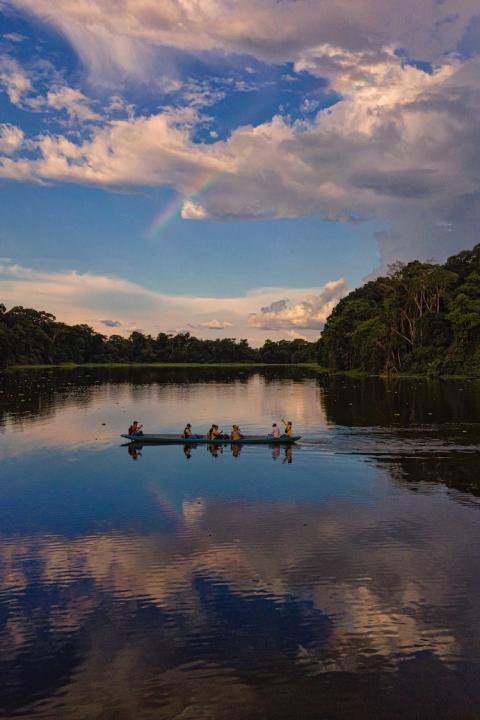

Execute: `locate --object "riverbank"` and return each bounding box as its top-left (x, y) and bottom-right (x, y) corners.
top-left (9, 362), bottom-right (320, 370)
top-left (6, 362), bottom-right (480, 380)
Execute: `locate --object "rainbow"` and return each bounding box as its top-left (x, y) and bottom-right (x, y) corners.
top-left (146, 168), bottom-right (225, 238)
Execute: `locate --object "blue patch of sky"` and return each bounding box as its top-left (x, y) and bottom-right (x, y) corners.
top-left (134, 50), bottom-right (340, 142)
top-left (0, 182), bottom-right (381, 296)
top-left (191, 64), bottom-right (339, 143)
top-left (394, 49), bottom-right (434, 74)
top-left (0, 95), bottom-right (41, 135)
top-left (458, 15), bottom-right (480, 59)
top-left (1, 4), bottom-right (80, 70)
top-left (0, 8), bottom-right (88, 136)
top-left (404, 59), bottom-right (434, 74)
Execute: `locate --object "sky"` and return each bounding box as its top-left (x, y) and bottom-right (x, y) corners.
top-left (1, 0), bottom-right (480, 344)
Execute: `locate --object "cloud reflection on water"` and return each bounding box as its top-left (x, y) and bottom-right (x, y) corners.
top-left (1, 486), bottom-right (478, 718)
top-left (1, 368), bottom-right (480, 719)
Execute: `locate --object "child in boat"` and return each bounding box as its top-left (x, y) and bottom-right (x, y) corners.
top-left (281, 419), bottom-right (293, 437)
top-left (230, 425), bottom-right (244, 440)
top-left (128, 421), bottom-right (143, 436)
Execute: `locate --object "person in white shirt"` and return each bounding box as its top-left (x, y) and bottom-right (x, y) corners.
top-left (271, 423), bottom-right (281, 438)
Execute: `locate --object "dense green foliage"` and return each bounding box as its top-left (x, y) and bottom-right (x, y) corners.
top-left (318, 244), bottom-right (480, 375)
top-left (3, 244), bottom-right (480, 374)
top-left (0, 304), bottom-right (316, 367)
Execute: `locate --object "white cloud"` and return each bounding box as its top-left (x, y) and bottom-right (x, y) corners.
top-left (46, 86), bottom-right (101, 122)
top-left (249, 279), bottom-right (348, 330)
top-left (0, 260), bottom-right (343, 343)
top-left (3, 2), bottom-right (480, 267)
top-left (0, 106), bottom-right (228, 188)
top-left (200, 319), bottom-right (234, 330)
top-left (294, 44), bottom-right (400, 92)
top-left (176, 78), bottom-right (226, 108)
top-left (181, 199), bottom-right (210, 220)
top-left (0, 54), bottom-right (32, 105)
top-left (0, 123), bottom-right (24, 154)
top-left (3, 32), bottom-right (27, 43)
top-left (2, 52), bottom-right (480, 265)
top-left (10, 0), bottom-right (480, 76)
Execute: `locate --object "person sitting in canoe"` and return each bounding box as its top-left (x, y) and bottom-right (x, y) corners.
top-left (182, 424), bottom-right (201, 440)
top-left (207, 424), bottom-right (222, 439)
top-left (128, 420), bottom-right (143, 436)
top-left (207, 424), bottom-right (229, 440)
top-left (270, 423), bottom-right (281, 439)
top-left (230, 424), bottom-right (244, 440)
top-left (281, 418), bottom-right (293, 437)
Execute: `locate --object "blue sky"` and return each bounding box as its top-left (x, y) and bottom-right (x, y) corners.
top-left (0, 182), bottom-right (380, 295)
top-left (1, 0), bottom-right (479, 342)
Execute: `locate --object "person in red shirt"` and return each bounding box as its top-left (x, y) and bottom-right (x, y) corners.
top-left (207, 424), bottom-right (223, 439)
top-left (128, 421), bottom-right (143, 436)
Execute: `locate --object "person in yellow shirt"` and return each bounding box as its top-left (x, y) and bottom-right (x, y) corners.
top-left (230, 424), bottom-right (243, 440)
top-left (282, 419), bottom-right (293, 437)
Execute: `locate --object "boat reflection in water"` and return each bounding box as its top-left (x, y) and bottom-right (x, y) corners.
top-left (125, 442), bottom-right (294, 463)
top-left (127, 443), bottom-right (143, 461)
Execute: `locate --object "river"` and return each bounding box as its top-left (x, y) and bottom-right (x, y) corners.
top-left (1, 368), bottom-right (479, 719)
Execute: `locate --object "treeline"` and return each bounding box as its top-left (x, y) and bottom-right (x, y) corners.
top-left (3, 243), bottom-right (479, 374)
top-left (0, 304), bottom-right (316, 367)
top-left (318, 243), bottom-right (480, 375)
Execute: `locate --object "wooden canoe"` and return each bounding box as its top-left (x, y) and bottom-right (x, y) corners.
top-left (121, 433), bottom-right (301, 445)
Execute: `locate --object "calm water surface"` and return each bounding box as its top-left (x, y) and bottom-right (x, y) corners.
top-left (1, 368), bottom-right (480, 719)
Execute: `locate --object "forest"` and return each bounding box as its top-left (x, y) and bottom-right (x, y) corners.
top-left (0, 305), bottom-right (316, 367)
top-left (317, 243), bottom-right (480, 375)
top-left (2, 243), bottom-right (480, 374)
